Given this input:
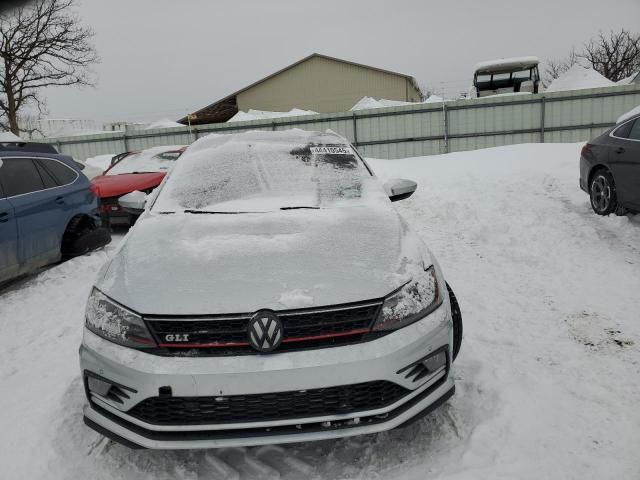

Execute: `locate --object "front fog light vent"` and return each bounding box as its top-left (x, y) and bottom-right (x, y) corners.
top-left (398, 349), bottom-right (448, 383)
top-left (87, 376), bottom-right (111, 396)
top-left (86, 372), bottom-right (137, 405)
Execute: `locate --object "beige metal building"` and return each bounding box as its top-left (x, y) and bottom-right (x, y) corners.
top-left (179, 53), bottom-right (422, 125)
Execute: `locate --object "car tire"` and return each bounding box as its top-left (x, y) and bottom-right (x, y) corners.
top-left (589, 169), bottom-right (618, 216)
top-left (447, 282), bottom-right (463, 362)
top-left (62, 216), bottom-right (112, 257)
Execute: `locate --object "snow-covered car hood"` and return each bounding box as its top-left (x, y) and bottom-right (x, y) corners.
top-left (97, 204), bottom-right (433, 315)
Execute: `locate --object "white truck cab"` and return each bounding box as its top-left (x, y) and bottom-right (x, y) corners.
top-left (472, 56), bottom-right (543, 98)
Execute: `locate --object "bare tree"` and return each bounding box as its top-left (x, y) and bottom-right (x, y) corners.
top-left (0, 0), bottom-right (98, 134)
top-left (544, 48), bottom-right (580, 85)
top-left (579, 30), bottom-right (640, 82)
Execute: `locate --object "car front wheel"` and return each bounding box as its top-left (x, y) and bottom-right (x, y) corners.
top-left (589, 169), bottom-right (618, 216)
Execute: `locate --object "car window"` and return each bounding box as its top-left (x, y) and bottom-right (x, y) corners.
top-left (0, 158), bottom-right (46, 197)
top-left (628, 119), bottom-right (640, 141)
top-left (34, 160), bottom-right (59, 189)
top-left (106, 146), bottom-right (185, 175)
top-left (613, 121), bottom-right (633, 139)
top-left (512, 69), bottom-right (532, 80)
top-left (38, 158), bottom-right (77, 185)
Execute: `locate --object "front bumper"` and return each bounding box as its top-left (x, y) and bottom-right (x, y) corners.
top-left (80, 303), bottom-right (454, 449)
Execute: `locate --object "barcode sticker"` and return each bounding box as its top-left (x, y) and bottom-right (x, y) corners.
top-left (310, 146), bottom-right (353, 155)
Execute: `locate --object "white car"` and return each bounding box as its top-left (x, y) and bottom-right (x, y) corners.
top-left (79, 129), bottom-right (463, 449)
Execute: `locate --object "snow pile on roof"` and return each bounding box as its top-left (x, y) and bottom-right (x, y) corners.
top-left (424, 94), bottom-right (444, 103)
top-left (228, 108), bottom-right (318, 123)
top-left (474, 56), bottom-right (539, 73)
top-left (84, 153), bottom-right (115, 171)
top-left (546, 65), bottom-right (615, 92)
top-left (106, 145), bottom-right (185, 176)
top-left (144, 119), bottom-right (185, 130)
top-left (350, 95), bottom-right (443, 111)
top-left (350, 96), bottom-right (419, 111)
top-left (617, 105), bottom-right (640, 124)
top-left (0, 132), bottom-right (24, 143)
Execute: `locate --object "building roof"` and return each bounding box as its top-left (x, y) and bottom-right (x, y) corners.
top-left (178, 53), bottom-right (421, 125)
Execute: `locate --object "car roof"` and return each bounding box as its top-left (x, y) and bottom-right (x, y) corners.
top-left (0, 151), bottom-right (81, 169)
top-left (0, 142), bottom-right (58, 154)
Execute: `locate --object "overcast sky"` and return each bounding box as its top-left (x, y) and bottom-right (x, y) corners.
top-left (41, 0), bottom-right (640, 125)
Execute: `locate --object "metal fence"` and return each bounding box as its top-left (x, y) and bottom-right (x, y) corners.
top-left (41, 83), bottom-right (640, 161)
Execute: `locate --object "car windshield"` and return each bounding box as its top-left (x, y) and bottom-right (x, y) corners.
top-left (151, 130), bottom-right (383, 213)
top-left (106, 145), bottom-right (184, 175)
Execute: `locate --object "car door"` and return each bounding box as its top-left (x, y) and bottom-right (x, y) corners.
top-left (0, 157), bottom-right (62, 272)
top-left (0, 167), bottom-right (19, 282)
top-left (608, 118), bottom-right (640, 209)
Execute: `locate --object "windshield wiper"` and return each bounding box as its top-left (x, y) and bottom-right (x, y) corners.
top-left (183, 209), bottom-right (256, 214)
top-left (280, 206), bottom-right (320, 210)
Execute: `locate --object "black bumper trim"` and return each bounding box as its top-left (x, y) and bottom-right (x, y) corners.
top-left (85, 375), bottom-right (453, 447)
top-left (84, 416), bottom-right (145, 449)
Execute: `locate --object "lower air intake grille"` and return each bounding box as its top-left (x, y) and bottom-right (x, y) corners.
top-left (128, 380), bottom-right (409, 425)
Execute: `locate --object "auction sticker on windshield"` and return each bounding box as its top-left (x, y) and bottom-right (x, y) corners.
top-left (310, 145), bottom-right (354, 155)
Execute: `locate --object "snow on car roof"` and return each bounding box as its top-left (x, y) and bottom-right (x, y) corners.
top-left (474, 56), bottom-right (539, 74)
top-left (152, 129), bottom-right (386, 213)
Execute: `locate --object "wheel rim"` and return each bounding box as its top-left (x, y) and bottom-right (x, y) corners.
top-left (591, 175), bottom-right (610, 212)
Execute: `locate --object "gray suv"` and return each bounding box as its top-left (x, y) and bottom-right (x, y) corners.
top-left (80, 129), bottom-right (463, 449)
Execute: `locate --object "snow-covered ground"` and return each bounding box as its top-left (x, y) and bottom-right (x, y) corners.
top-left (1, 142), bottom-right (638, 479)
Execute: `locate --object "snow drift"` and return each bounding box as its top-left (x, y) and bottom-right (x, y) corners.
top-left (546, 65), bottom-right (615, 92)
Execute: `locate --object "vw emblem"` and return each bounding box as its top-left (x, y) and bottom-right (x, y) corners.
top-left (248, 311), bottom-right (283, 353)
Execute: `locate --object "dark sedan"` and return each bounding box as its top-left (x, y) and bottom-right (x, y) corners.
top-left (580, 112), bottom-right (640, 215)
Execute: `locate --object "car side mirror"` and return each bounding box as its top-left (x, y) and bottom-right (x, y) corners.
top-left (118, 190), bottom-right (148, 213)
top-left (384, 178), bottom-right (417, 202)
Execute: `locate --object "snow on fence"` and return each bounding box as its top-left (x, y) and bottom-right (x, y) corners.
top-left (40, 84), bottom-right (640, 161)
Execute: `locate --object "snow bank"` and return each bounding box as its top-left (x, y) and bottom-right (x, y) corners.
top-left (228, 108), bottom-right (317, 123)
top-left (617, 105), bottom-right (640, 124)
top-left (546, 64), bottom-right (615, 92)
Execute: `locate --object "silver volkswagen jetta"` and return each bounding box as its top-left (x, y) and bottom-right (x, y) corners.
top-left (79, 129), bottom-right (463, 449)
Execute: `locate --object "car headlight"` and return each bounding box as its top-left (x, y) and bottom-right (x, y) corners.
top-left (372, 265), bottom-right (443, 331)
top-left (85, 288), bottom-right (156, 349)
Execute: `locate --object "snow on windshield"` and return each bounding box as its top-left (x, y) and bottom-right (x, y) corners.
top-left (106, 145), bottom-right (185, 175)
top-left (152, 130), bottom-right (383, 213)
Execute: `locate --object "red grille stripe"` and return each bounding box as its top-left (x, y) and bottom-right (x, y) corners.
top-left (159, 328), bottom-right (370, 348)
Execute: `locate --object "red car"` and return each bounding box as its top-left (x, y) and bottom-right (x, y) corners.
top-left (91, 145), bottom-right (186, 226)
